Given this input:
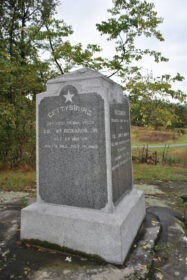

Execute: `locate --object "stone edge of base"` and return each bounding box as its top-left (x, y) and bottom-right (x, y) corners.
top-left (21, 189), bottom-right (145, 264)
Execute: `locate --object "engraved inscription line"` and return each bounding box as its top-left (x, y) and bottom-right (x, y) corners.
top-left (112, 157), bottom-right (131, 171)
top-left (48, 105), bottom-right (92, 118)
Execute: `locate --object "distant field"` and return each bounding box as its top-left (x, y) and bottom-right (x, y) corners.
top-left (131, 126), bottom-right (187, 168)
top-left (131, 126), bottom-right (187, 145)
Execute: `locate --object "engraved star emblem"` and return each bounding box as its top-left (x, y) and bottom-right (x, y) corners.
top-left (64, 91), bottom-right (74, 103)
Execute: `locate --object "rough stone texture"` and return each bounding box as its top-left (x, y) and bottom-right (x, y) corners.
top-left (110, 100), bottom-right (132, 204)
top-left (39, 84), bottom-right (107, 209)
top-left (0, 191), bottom-right (31, 205)
top-left (21, 189), bottom-right (145, 265)
top-left (2, 182), bottom-right (187, 279)
top-left (0, 200), bottom-right (159, 280)
top-left (20, 68), bottom-right (145, 265)
top-left (36, 68), bottom-right (133, 209)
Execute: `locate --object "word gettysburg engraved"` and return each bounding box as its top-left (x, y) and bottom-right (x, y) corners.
top-left (48, 104), bottom-right (92, 118)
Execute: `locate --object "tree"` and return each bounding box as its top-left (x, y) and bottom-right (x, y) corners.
top-left (28, 20), bottom-right (104, 76)
top-left (125, 71), bottom-right (186, 128)
top-left (0, 0), bottom-right (105, 166)
top-left (96, 0), bottom-right (186, 119)
top-left (0, 0), bottom-right (55, 166)
top-left (97, 0), bottom-right (167, 76)
top-left (0, 1), bottom-right (58, 166)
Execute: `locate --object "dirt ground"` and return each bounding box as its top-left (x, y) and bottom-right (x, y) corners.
top-left (0, 181), bottom-right (186, 280)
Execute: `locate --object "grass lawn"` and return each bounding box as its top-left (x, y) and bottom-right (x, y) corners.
top-left (0, 170), bottom-right (36, 192)
top-left (133, 163), bottom-right (187, 182)
top-left (0, 162), bottom-right (186, 193)
top-left (180, 129), bottom-right (187, 143)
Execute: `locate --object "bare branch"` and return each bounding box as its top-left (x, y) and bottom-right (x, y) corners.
top-left (45, 24), bottom-right (64, 75)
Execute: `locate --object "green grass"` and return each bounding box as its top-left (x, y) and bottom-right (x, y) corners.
top-left (133, 163), bottom-right (187, 182)
top-left (0, 163), bottom-right (186, 194)
top-left (0, 170), bottom-right (36, 192)
top-left (180, 129), bottom-right (187, 144)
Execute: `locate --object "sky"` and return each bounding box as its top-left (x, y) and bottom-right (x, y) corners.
top-left (56, 0), bottom-right (187, 94)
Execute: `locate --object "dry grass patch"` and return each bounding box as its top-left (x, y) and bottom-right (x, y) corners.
top-left (131, 126), bottom-right (184, 144)
top-left (0, 170), bottom-right (36, 192)
top-left (169, 148), bottom-right (187, 166)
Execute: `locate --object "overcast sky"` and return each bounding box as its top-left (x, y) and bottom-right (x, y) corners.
top-left (56, 0), bottom-right (187, 94)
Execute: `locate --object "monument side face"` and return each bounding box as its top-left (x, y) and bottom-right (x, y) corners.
top-left (38, 84), bottom-right (107, 209)
top-left (110, 98), bottom-right (132, 204)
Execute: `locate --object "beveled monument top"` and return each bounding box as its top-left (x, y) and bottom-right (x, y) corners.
top-left (47, 67), bottom-right (119, 86)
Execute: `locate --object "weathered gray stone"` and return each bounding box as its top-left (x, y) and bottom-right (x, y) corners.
top-left (21, 189), bottom-right (145, 265)
top-left (110, 101), bottom-right (132, 204)
top-left (39, 84), bottom-right (107, 209)
top-left (21, 68), bottom-right (145, 264)
top-left (36, 68), bottom-right (133, 209)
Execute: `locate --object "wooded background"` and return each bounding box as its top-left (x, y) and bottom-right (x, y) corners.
top-left (0, 0), bottom-right (186, 167)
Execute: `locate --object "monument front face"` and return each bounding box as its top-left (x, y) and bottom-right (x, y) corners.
top-left (38, 85), bottom-right (107, 209)
top-left (110, 99), bottom-right (132, 204)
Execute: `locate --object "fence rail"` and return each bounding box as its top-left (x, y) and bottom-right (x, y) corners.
top-left (132, 143), bottom-right (187, 149)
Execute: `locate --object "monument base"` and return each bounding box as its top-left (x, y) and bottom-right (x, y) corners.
top-left (21, 189), bottom-right (145, 264)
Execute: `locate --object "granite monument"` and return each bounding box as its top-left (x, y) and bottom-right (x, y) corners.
top-left (21, 68), bottom-right (145, 264)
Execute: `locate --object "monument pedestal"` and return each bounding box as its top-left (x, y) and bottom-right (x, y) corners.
top-left (21, 189), bottom-right (145, 265)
